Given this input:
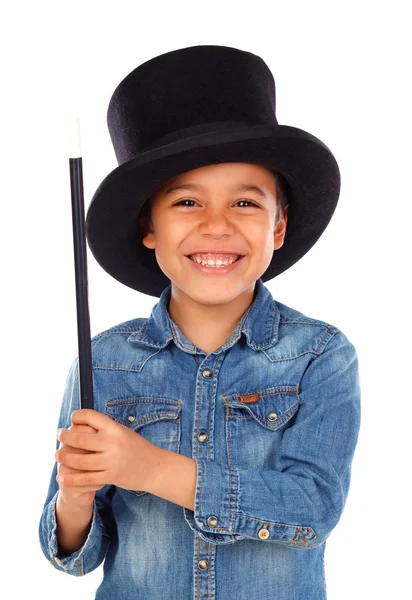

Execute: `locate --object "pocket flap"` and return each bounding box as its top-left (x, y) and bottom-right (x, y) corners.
top-left (223, 385), bottom-right (300, 431)
top-left (105, 397), bottom-right (182, 430)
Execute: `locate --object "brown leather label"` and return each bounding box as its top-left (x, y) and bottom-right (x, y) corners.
top-left (238, 392), bottom-right (260, 404)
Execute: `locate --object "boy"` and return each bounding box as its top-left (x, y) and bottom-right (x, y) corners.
top-left (39, 45), bottom-right (361, 599)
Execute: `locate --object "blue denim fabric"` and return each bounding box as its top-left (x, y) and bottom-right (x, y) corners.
top-left (39, 278), bottom-right (361, 599)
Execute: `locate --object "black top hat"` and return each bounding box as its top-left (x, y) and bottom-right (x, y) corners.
top-left (85, 44), bottom-right (340, 297)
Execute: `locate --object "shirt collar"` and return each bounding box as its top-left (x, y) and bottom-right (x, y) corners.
top-left (127, 278), bottom-right (280, 353)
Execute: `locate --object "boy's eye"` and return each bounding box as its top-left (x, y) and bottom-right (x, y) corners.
top-left (174, 199), bottom-right (259, 208)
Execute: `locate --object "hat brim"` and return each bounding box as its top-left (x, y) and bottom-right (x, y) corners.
top-left (85, 123), bottom-right (340, 297)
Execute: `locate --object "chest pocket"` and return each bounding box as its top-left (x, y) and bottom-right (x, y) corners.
top-left (105, 396), bottom-right (182, 497)
top-left (223, 386), bottom-right (300, 470)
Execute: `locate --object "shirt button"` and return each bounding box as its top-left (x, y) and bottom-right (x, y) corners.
top-left (198, 560), bottom-right (209, 570)
top-left (207, 516), bottom-right (218, 527)
top-left (127, 414), bottom-right (136, 422)
top-left (267, 412), bottom-right (278, 421)
top-left (202, 369), bottom-right (213, 378)
top-left (198, 432), bottom-right (209, 442)
top-left (258, 527), bottom-right (270, 540)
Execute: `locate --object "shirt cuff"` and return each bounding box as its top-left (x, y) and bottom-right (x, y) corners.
top-left (183, 458), bottom-right (240, 545)
top-left (46, 491), bottom-right (106, 575)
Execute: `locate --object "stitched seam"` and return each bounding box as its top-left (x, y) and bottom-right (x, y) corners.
top-left (231, 469), bottom-right (238, 533)
top-left (314, 329), bottom-right (339, 355)
top-left (236, 514), bottom-right (315, 529)
top-left (223, 386), bottom-right (299, 400)
top-left (197, 534), bottom-right (200, 596)
top-left (226, 401), bottom-right (232, 468)
top-left (206, 366), bottom-right (212, 461)
top-left (228, 466), bottom-right (232, 531)
top-left (198, 459), bottom-right (204, 526)
top-left (197, 369), bottom-right (203, 458)
top-left (208, 543), bottom-right (215, 597)
top-left (259, 388), bottom-right (299, 396)
top-left (128, 338), bottom-right (171, 348)
top-left (106, 397), bottom-right (181, 405)
top-left (224, 531), bottom-right (313, 545)
top-left (278, 318), bottom-right (340, 329)
top-left (92, 366), bottom-right (148, 373)
top-left (263, 349), bottom-right (323, 361)
top-left (177, 414), bottom-right (181, 454)
top-left (92, 328), bottom-right (144, 341)
top-left (207, 353), bottom-right (225, 461)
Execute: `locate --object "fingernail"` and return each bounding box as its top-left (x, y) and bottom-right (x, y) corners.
top-left (56, 475), bottom-right (64, 483)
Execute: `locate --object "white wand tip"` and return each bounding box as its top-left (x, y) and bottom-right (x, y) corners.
top-left (67, 116), bottom-right (82, 158)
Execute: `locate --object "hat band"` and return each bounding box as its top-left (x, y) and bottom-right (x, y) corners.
top-left (141, 120), bottom-right (256, 153)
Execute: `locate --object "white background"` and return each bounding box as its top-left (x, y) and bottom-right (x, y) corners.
top-left (2, 0), bottom-right (410, 597)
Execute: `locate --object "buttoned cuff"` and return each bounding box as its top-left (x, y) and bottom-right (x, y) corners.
top-left (46, 491), bottom-right (106, 575)
top-left (183, 459), bottom-right (317, 547)
top-left (183, 458), bottom-right (241, 545)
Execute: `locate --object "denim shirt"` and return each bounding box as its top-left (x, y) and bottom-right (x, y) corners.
top-left (39, 278), bottom-right (361, 599)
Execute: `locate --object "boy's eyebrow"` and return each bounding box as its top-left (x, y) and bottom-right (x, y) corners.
top-left (164, 183), bottom-right (268, 198)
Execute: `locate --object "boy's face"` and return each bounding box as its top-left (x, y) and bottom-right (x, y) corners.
top-left (141, 162), bottom-right (288, 306)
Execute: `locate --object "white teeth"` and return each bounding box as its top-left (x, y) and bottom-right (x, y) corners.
top-left (189, 255), bottom-right (239, 267)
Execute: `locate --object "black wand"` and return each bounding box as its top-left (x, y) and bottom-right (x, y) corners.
top-left (67, 116), bottom-right (94, 410)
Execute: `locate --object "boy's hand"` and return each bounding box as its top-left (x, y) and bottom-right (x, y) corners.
top-left (55, 409), bottom-right (163, 493)
top-left (56, 423), bottom-right (104, 508)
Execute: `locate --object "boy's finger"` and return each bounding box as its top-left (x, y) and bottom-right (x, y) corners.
top-left (57, 428), bottom-right (102, 452)
top-left (55, 447), bottom-right (104, 471)
top-left (71, 409), bottom-right (109, 431)
top-left (58, 463), bottom-right (82, 475)
top-left (56, 470), bottom-right (106, 487)
top-left (70, 423), bottom-right (97, 435)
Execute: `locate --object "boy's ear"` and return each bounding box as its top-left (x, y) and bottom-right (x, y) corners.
top-left (273, 206), bottom-right (288, 251)
top-left (139, 215), bottom-right (156, 249)
top-left (141, 230), bottom-right (156, 249)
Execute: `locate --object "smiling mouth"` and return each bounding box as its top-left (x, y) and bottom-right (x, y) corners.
top-left (186, 255), bottom-right (243, 265)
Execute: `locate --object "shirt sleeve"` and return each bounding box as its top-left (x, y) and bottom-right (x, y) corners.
top-left (183, 330), bottom-right (361, 548)
top-left (38, 356), bottom-right (117, 575)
